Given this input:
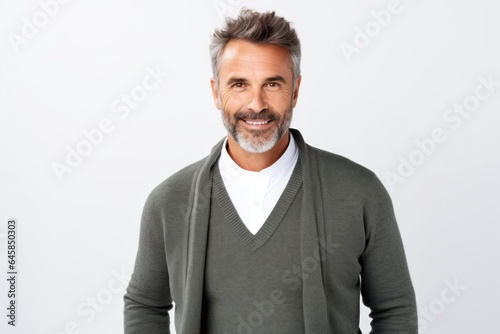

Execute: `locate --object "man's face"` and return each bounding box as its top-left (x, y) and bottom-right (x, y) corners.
top-left (211, 40), bottom-right (301, 153)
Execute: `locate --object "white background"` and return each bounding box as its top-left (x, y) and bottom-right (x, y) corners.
top-left (1, 0), bottom-right (499, 333)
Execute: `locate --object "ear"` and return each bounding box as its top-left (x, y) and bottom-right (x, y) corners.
top-left (292, 75), bottom-right (302, 108)
top-left (210, 77), bottom-right (221, 110)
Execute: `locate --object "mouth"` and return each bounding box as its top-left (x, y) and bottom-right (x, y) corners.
top-left (243, 119), bottom-right (272, 125)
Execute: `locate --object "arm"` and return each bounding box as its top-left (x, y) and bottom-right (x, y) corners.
top-left (360, 175), bottom-right (417, 334)
top-left (124, 192), bottom-right (173, 333)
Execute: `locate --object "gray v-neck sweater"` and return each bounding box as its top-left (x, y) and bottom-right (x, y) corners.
top-left (201, 161), bottom-right (304, 333)
top-left (124, 129), bottom-right (417, 333)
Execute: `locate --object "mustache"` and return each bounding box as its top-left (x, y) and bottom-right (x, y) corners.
top-left (233, 109), bottom-right (279, 121)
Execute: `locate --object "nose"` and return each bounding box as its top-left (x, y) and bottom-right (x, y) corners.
top-left (246, 88), bottom-right (268, 113)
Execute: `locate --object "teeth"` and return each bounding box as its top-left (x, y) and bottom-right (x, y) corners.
top-left (245, 120), bottom-right (269, 125)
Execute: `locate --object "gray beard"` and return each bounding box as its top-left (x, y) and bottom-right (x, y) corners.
top-left (233, 127), bottom-right (282, 153)
top-left (220, 104), bottom-right (293, 153)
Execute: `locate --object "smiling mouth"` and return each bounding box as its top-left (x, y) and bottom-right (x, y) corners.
top-left (243, 119), bottom-right (271, 125)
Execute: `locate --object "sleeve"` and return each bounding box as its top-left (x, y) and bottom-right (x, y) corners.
top-left (359, 174), bottom-right (418, 334)
top-left (124, 191), bottom-right (173, 333)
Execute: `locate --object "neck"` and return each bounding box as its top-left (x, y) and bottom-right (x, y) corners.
top-left (226, 131), bottom-right (290, 172)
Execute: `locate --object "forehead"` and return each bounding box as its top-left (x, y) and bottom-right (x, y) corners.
top-left (219, 40), bottom-right (293, 79)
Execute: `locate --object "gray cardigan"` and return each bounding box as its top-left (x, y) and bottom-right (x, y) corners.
top-left (124, 129), bottom-right (417, 333)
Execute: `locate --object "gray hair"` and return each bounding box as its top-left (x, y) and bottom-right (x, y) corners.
top-left (209, 8), bottom-right (301, 86)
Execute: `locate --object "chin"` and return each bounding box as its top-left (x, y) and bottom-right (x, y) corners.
top-left (235, 130), bottom-right (281, 153)
top-left (238, 140), bottom-right (277, 154)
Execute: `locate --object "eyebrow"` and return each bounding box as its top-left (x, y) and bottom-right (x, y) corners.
top-left (225, 75), bottom-right (288, 86)
top-left (225, 77), bottom-right (249, 86)
top-left (265, 76), bottom-right (287, 83)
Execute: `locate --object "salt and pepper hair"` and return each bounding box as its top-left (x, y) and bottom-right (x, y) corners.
top-left (209, 8), bottom-right (301, 86)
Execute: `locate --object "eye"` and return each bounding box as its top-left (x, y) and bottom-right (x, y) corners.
top-left (231, 82), bottom-right (245, 88)
top-left (266, 82), bottom-right (281, 89)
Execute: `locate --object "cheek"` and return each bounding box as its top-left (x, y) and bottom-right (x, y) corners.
top-left (220, 91), bottom-right (244, 110)
top-left (270, 91), bottom-right (294, 109)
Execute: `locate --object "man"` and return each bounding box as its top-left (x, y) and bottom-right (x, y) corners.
top-left (124, 8), bottom-right (417, 334)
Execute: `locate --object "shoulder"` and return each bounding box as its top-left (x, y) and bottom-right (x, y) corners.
top-left (140, 137), bottom-right (225, 212)
top-left (306, 144), bottom-right (387, 198)
top-left (292, 129), bottom-right (382, 193)
top-left (308, 144), bottom-right (377, 181)
top-left (145, 156), bottom-right (209, 207)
